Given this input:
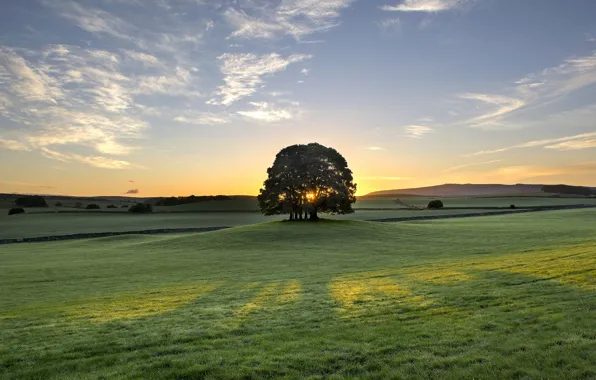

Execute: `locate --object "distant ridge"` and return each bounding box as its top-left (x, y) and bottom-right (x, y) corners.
top-left (364, 184), bottom-right (546, 197)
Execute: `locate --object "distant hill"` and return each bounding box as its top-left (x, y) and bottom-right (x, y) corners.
top-left (364, 184), bottom-right (547, 198)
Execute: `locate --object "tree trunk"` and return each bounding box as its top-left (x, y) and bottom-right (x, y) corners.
top-left (299, 211), bottom-right (303, 220)
top-left (289, 212), bottom-right (294, 221)
top-left (309, 209), bottom-right (318, 221)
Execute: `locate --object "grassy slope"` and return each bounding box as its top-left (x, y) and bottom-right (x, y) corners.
top-left (1, 210), bottom-right (595, 379)
top-left (0, 208), bottom-right (563, 239)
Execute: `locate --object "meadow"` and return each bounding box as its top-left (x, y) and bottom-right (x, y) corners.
top-left (3, 195), bottom-right (596, 240)
top-left (1, 209), bottom-right (595, 379)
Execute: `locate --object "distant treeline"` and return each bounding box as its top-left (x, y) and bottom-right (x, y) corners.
top-left (153, 195), bottom-right (234, 206)
top-left (541, 185), bottom-right (594, 196)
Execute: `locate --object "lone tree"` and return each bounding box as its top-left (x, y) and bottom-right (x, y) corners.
top-left (258, 143), bottom-right (357, 221)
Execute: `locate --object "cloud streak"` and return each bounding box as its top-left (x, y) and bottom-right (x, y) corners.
top-left (442, 159), bottom-right (502, 173)
top-left (224, 0), bottom-right (355, 41)
top-left (468, 131), bottom-right (596, 156)
top-left (381, 0), bottom-right (471, 12)
top-left (208, 53), bottom-right (311, 106)
top-left (404, 125), bottom-right (433, 138)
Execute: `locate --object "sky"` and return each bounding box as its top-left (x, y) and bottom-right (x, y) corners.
top-left (1, 0), bottom-right (596, 197)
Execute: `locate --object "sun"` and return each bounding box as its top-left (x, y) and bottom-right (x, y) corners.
top-left (306, 192), bottom-right (315, 200)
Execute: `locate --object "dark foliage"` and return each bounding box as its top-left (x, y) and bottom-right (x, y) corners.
top-left (129, 203), bottom-right (153, 213)
top-left (510, 204), bottom-right (516, 209)
top-left (106, 205), bottom-right (118, 209)
top-left (542, 185), bottom-right (594, 196)
top-left (15, 195), bottom-right (47, 208)
top-left (75, 202), bottom-right (83, 208)
top-left (121, 205), bottom-right (129, 208)
top-left (153, 195), bottom-right (232, 207)
top-left (85, 204), bottom-right (101, 210)
top-left (8, 207), bottom-right (25, 216)
top-left (55, 201), bottom-right (63, 207)
top-left (258, 143), bottom-right (357, 221)
top-left (427, 200), bottom-right (444, 209)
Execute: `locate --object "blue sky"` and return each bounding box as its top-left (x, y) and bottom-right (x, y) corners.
top-left (1, 0), bottom-right (596, 196)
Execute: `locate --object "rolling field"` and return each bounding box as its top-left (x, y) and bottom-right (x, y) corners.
top-left (0, 208), bottom-right (545, 239)
top-left (1, 209), bottom-right (595, 378)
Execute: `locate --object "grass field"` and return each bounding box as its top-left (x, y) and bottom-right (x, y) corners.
top-left (1, 209), bottom-right (595, 378)
top-left (0, 208), bottom-right (540, 239)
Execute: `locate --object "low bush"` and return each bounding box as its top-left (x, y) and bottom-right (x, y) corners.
top-left (427, 200), bottom-right (444, 209)
top-left (106, 205), bottom-right (117, 209)
top-left (15, 195), bottom-right (47, 207)
top-left (129, 203), bottom-right (153, 213)
top-left (8, 207), bottom-right (25, 216)
top-left (55, 201), bottom-right (63, 207)
top-left (86, 204), bottom-right (101, 210)
top-left (121, 205), bottom-right (129, 208)
top-left (510, 204), bottom-right (516, 209)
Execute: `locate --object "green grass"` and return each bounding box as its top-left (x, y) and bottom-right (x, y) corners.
top-left (1, 209), bottom-right (595, 379)
top-left (0, 208), bottom-right (545, 239)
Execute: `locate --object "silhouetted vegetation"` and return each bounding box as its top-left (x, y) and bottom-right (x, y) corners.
top-left (75, 202), bottom-right (83, 208)
top-left (85, 204), bottom-right (101, 210)
top-left (121, 205), bottom-right (129, 208)
top-left (510, 204), bottom-right (516, 209)
top-left (106, 205), bottom-right (117, 209)
top-left (55, 201), bottom-right (63, 207)
top-left (428, 200), bottom-right (444, 209)
top-left (542, 184), bottom-right (594, 196)
top-left (8, 207), bottom-right (25, 216)
top-left (129, 203), bottom-right (153, 213)
top-left (153, 195), bottom-right (233, 207)
top-left (15, 195), bottom-right (47, 208)
top-left (258, 143), bottom-right (357, 221)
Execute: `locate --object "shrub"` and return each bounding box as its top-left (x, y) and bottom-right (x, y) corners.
top-left (8, 207), bottom-right (25, 216)
top-left (510, 204), bottom-right (516, 209)
top-left (15, 195), bottom-right (47, 207)
top-left (121, 205), bottom-right (129, 208)
top-left (129, 203), bottom-right (153, 213)
top-left (427, 200), bottom-right (444, 209)
top-left (86, 204), bottom-right (101, 210)
top-left (106, 205), bottom-right (117, 209)
top-left (75, 202), bottom-right (83, 208)
top-left (55, 201), bottom-right (63, 207)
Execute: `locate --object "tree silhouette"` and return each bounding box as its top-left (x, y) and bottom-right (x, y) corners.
top-left (258, 143), bottom-right (357, 221)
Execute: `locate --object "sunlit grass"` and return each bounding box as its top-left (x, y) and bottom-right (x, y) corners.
top-left (0, 209), bottom-right (595, 379)
top-left (66, 283), bottom-right (219, 322)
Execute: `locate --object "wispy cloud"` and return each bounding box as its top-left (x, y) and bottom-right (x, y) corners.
top-left (378, 18), bottom-right (402, 31)
top-left (468, 131), bottom-right (596, 156)
top-left (41, 148), bottom-right (139, 169)
top-left (365, 146), bottom-right (385, 151)
top-left (0, 45), bottom-right (151, 167)
top-left (208, 53), bottom-right (311, 106)
top-left (457, 50), bottom-right (596, 129)
top-left (238, 102), bottom-right (297, 123)
top-left (404, 125), bottom-right (434, 138)
top-left (224, 0), bottom-right (355, 41)
top-left (458, 93), bottom-right (525, 128)
top-left (545, 138), bottom-right (596, 151)
top-left (381, 0), bottom-right (471, 12)
top-left (0, 138), bottom-right (30, 151)
top-left (442, 159), bottom-right (502, 173)
top-left (174, 113), bottom-right (231, 126)
top-left (126, 188), bottom-right (140, 194)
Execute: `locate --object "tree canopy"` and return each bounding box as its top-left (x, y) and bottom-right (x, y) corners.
top-left (258, 143), bottom-right (357, 221)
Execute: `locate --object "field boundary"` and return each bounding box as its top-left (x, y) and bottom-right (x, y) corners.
top-left (2, 204), bottom-right (595, 245)
top-left (0, 227), bottom-right (230, 245)
top-left (368, 204), bottom-right (596, 223)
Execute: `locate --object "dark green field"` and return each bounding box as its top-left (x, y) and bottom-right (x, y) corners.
top-left (1, 209), bottom-right (595, 379)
